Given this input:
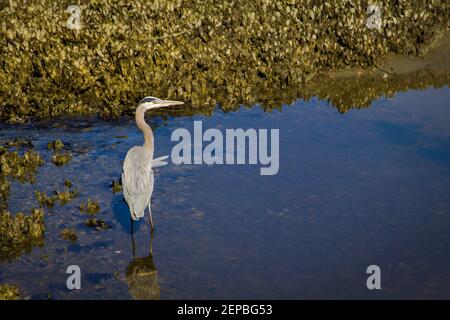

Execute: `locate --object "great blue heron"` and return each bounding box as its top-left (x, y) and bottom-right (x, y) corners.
top-left (122, 97), bottom-right (184, 232)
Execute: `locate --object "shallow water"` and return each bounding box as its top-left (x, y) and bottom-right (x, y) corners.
top-left (1, 87), bottom-right (449, 299)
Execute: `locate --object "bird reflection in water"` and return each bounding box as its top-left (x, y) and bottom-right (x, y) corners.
top-left (126, 232), bottom-right (160, 300)
top-left (122, 97), bottom-right (184, 299)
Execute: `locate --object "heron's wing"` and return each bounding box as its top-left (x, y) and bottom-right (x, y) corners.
top-left (152, 155), bottom-right (169, 168)
top-left (122, 147), bottom-right (154, 220)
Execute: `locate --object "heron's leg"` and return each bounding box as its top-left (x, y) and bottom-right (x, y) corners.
top-left (148, 203), bottom-right (154, 230)
top-left (149, 228), bottom-right (154, 255)
top-left (130, 217), bottom-right (134, 235)
top-left (131, 231), bottom-right (136, 258)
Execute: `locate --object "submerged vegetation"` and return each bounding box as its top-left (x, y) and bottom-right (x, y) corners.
top-left (85, 218), bottom-right (109, 230)
top-left (35, 190), bottom-right (56, 208)
top-left (0, 1), bottom-right (448, 122)
top-left (111, 179), bottom-right (122, 193)
top-left (3, 139), bottom-right (33, 149)
top-left (54, 188), bottom-right (79, 205)
top-left (64, 179), bottom-right (72, 188)
top-left (79, 198), bottom-right (100, 215)
top-left (51, 152), bottom-right (72, 166)
top-left (0, 140), bottom-right (45, 262)
top-left (35, 179), bottom-right (79, 208)
top-left (0, 131), bottom-right (113, 264)
top-left (0, 137), bottom-right (92, 264)
top-left (35, 184), bottom-right (79, 208)
top-left (0, 208), bottom-right (45, 263)
top-left (80, 198), bottom-right (109, 230)
top-left (0, 147), bottom-right (44, 183)
top-left (60, 227), bottom-right (78, 242)
top-left (47, 139), bottom-right (72, 166)
top-left (0, 144), bottom-right (44, 210)
top-left (47, 139), bottom-right (64, 151)
top-left (0, 284), bottom-right (21, 300)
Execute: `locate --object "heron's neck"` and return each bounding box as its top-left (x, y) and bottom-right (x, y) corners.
top-left (135, 105), bottom-right (154, 157)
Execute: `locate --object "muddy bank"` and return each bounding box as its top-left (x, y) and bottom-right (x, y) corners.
top-left (0, 0), bottom-right (448, 122)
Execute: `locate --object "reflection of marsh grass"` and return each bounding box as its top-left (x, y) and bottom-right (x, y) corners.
top-left (303, 69), bottom-right (450, 113)
top-left (0, 1), bottom-right (447, 122)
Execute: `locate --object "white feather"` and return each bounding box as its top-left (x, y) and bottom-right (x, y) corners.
top-left (152, 155), bottom-right (169, 168)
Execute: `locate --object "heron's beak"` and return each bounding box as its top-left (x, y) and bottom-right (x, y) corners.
top-left (155, 99), bottom-right (184, 108)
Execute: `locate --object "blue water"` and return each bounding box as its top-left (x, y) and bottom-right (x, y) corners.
top-left (0, 87), bottom-right (449, 299)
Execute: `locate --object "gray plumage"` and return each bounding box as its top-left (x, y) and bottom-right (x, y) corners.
top-left (122, 97), bottom-right (183, 230)
top-left (122, 146), bottom-right (154, 220)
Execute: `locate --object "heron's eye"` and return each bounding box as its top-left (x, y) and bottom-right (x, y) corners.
top-left (139, 96), bottom-right (160, 105)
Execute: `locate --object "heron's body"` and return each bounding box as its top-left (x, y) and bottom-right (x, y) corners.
top-left (122, 96), bottom-right (183, 231)
top-left (122, 146), bottom-right (154, 220)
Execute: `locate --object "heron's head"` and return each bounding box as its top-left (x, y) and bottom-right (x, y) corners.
top-left (138, 96), bottom-right (184, 110)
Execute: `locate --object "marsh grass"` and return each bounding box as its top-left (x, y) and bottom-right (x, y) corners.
top-left (0, 1), bottom-right (448, 123)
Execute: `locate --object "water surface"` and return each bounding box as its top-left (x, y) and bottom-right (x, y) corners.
top-left (1, 87), bottom-right (449, 299)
